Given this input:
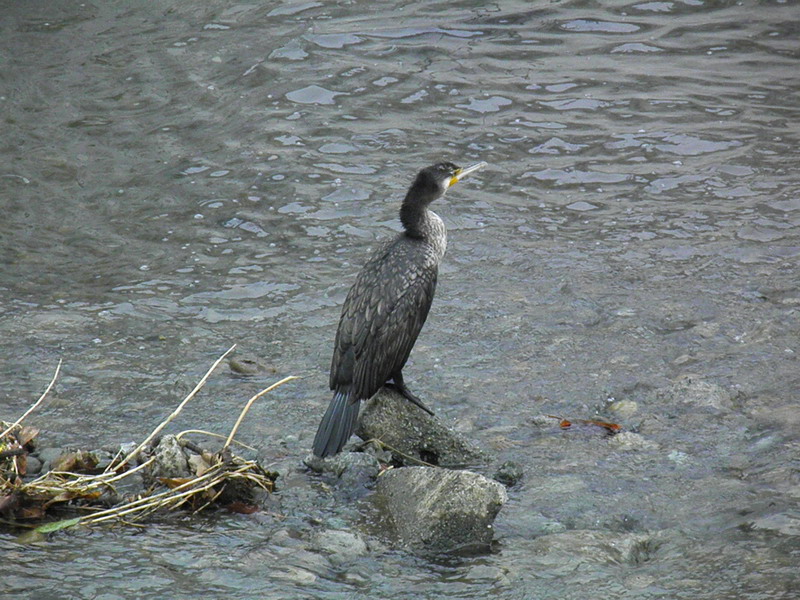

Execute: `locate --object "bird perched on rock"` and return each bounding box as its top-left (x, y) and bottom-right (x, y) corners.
top-left (312, 160), bottom-right (487, 457)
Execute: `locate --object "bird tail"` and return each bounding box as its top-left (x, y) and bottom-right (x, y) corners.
top-left (312, 390), bottom-right (360, 458)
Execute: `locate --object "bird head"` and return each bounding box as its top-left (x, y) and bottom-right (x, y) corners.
top-left (410, 161), bottom-right (487, 203)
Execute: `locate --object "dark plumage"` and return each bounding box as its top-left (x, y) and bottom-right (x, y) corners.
top-left (312, 161), bottom-right (486, 458)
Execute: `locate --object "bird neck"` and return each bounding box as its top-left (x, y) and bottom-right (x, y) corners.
top-left (400, 201), bottom-right (435, 239)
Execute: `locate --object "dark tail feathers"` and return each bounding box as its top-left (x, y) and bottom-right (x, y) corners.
top-left (312, 390), bottom-right (360, 457)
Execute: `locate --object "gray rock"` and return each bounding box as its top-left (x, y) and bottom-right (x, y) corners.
top-left (375, 466), bottom-right (507, 553)
top-left (356, 388), bottom-right (487, 467)
top-left (148, 435), bottom-right (190, 479)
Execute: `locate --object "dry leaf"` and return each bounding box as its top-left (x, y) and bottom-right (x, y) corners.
top-left (187, 454), bottom-right (211, 476)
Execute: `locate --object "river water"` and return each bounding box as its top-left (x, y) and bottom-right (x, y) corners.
top-left (1, 0), bottom-right (799, 598)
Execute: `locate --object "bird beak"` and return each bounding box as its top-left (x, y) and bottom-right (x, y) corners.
top-left (448, 161), bottom-right (488, 188)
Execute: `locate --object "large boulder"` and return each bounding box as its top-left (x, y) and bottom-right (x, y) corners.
top-left (375, 466), bottom-right (507, 554)
top-left (356, 388), bottom-right (487, 466)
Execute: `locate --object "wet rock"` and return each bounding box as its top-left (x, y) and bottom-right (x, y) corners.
top-left (271, 566), bottom-right (317, 585)
top-left (493, 460), bottom-right (524, 487)
top-left (608, 399), bottom-right (639, 419)
top-left (304, 451), bottom-right (381, 497)
top-left (336, 454), bottom-right (381, 494)
top-left (227, 354), bottom-right (276, 377)
top-left (304, 451), bottom-right (380, 478)
top-left (526, 529), bottom-right (660, 568)
top-left (148, 435), bottom-right (190, 478)
top-left (529, 413), bottom-right (559, 428)
top-left (90, 449), bottom-right (114, 471)
top-left (356, 387), bottom-right (487, 466)
top-left (24, 455), bottom-right (42, 475)
top-left (51, 449), bottom-right (99, 472)
top-left (465, 563), bottom-right (511, 586)
top-left (608, 431), bottom-right (658, 452)
top-left (117, 441), bottom-right (138, 457)
top-left (513, 511), bottom-right (567, 536)
top-left (376, 466), bottom-right (507, 553)
top-left (101, 471), bottom-right (145, 505)
top-left (312, 529), bottom-right (369, 565)
top-left (656, 376), bottom-right (734, 410)
top-left (35, 447), bottom-right (66, 472)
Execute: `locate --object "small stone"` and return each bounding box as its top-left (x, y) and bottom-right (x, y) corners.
top-left (227, 355), bottom-right (274, 376)
top-left (36, 447), bottom-right (66, 472)
top-left (608, 431), bottom-right (658, 451)
top-left (667, 450), bottom-right (691, 465)
top-left (304, 452), bottom-right (381, 498)
top-left (608, 399), bottom-right (638, 419)
top-left (24, 455), bottom-right (42, 475)
top-left (272, 566), bottom-right (317, 584)
top-left (656, 376), bottom-right (734, 410)
top-left (529, 530), bottom-right (658, 566)
top-left (313, 529), bottom-right (368, 565)
top-left (89, 449), bottom-right (114, 471)
top-left (529, 414), bottom-right (558, 428)
top-left (493, 460), bottom-right (524, 487)
top-left (102, 472), bottom-right (145, 504)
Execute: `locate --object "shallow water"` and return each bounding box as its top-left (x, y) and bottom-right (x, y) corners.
top-left (2, 0), bottom-right (799, 598)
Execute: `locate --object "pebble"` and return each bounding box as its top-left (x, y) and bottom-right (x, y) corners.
top-left (25, 455), bottom-right (43, 475)
top-left (493, 460), bottom-right (525, 487)
top-left (608, 431), bottom-right (659, 451)
top-left (608, 399), bottom-right (639, 419)
top-left (313, 529), bottom-right (368, 565)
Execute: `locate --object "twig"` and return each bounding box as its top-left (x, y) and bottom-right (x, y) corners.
top-left (222, 375), bottom-right (298, 451)
top-left (175, 429), bottom-right (257, 452)
top-left (362, 438), bottom-right (439, 468)
top-left (0, 359), bottom-right (62, 440)
top-left (112, 345), bottom-right (237, 470)
top-left (192, 484), bottom-right (226, 514)
top-left (81, 468), bottom-right (223, 524)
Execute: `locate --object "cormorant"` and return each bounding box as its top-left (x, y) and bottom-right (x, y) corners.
top-left (312, 160), bottom-right (487, 458)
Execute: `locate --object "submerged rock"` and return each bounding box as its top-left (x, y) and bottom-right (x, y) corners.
top-left (304, 451), bottom-right (382, 498)
top-left (608, 431), bottom-right (659, 452)
top-left (526, 529), bottom-right (660, 567)
top-left (375, 466), bottom-right (507, 554)
top-left (304, 451), bottom-right (380, 478)
top-left (356, 387), bottom-right (487, 466)
top-left (312, 529), bottom-right (369, 566)
top-left (493, 460), bottom-right (524, 487)
top-left (656, 376), bottom-right (735, 411)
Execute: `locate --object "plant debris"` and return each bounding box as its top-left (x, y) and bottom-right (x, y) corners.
top-left (547, 415), bottom-right (623, 435)
top-left (0, 346), bottom-right (297, 532)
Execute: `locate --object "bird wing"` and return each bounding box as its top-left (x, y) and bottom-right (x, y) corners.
top-left (330, 239), bottom-right (438, 400)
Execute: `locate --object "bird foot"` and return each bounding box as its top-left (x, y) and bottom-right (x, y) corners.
top-left (385, 382), bottom-right (435, 416)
